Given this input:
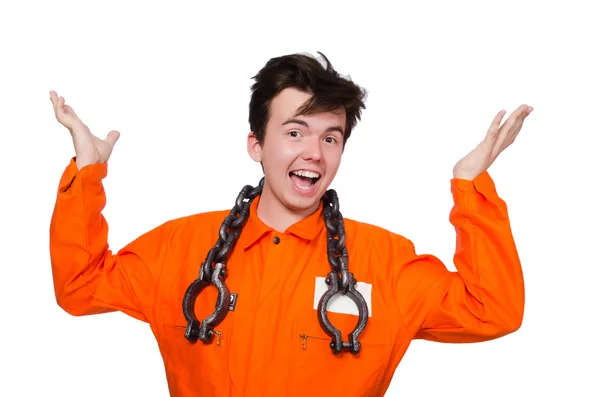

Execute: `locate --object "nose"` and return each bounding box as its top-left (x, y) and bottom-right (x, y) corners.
top-left (301, 136), bottom-right (323, 161)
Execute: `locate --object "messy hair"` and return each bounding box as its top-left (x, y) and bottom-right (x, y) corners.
top-left (249, 51), bottom-right (367, 146)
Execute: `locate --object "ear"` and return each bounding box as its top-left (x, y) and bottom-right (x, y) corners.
top-left (247, 132), bottom-right (262, 162)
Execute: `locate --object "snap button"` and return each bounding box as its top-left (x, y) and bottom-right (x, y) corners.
top-left (273, 236), bottom-right (280, 244)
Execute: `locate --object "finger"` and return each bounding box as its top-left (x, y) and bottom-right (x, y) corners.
top-left (508, 104), bottom-right (533, 133)
top-left (517, 104), bottom-right (533, 121)
top-left (516, 105), bottom-right (534, 128)
top-left (63, 104), bottom-right (80, 121)
top-left (507, 105), bottom-right (534, 143)
top-left (49, 91), bottom-right (58, 107)
top-left (490, 110), bottom-right (506, 129)
top-left (50, 91), bottom-right (63, 116)
top-left (495, 105), bottom-right (532, 153)
top-left (105, 130), bottom-right (120, 146)
top-left (55, 96), bottom-right (65, 114)
top-left (484, 110), bottom-right (506, 142)
top-left (505, 104), bottom-right (530, 126)
top-left (494, 105), bottom-right (528, 143)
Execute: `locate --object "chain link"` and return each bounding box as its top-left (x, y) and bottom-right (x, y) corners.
top-left (182, 178), bottom-right (369, 354)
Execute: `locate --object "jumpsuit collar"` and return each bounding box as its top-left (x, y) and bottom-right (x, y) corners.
top-left (238, 196), bottom-right (325, 249)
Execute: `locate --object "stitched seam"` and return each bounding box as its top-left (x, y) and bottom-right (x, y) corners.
top-left (78, 170), bottom-right (94, 295)
top-left (80, 171), bottom-right (99, 303)
top-left (467, 183), bottom-right (485, 314)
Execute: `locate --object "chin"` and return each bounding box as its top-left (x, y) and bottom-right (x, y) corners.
top-left (283, 195), bottom-right (322, 212)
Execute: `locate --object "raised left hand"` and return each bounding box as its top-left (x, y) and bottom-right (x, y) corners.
top-left (453, 104), bottom-right (534, 180)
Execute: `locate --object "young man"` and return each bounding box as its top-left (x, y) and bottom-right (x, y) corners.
top-left (49, 52), bottom-right (533, 397)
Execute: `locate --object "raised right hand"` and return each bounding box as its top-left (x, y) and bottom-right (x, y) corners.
top-left (50, 91), bottom-right (120, 170)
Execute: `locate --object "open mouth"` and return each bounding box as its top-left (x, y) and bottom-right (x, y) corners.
top-left (289, 170), bottom-right (321, 191)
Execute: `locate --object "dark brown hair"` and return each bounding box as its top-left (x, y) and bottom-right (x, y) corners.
top-left (249, 51), bottom-right (367, 146)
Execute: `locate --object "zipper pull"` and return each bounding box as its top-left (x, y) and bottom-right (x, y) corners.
top-left (299, 334), bottom-right (329, 349)
top-left (299, 334), bottom-right (308, 349)
top-left (215, 331), bottom-right (222, 346)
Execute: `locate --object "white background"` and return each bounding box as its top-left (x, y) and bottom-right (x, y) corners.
top-left (1, 0), bottom-right (599, 395)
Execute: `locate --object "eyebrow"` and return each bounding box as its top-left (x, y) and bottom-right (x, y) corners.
top-left (281, 118), bottom-right (344, 135)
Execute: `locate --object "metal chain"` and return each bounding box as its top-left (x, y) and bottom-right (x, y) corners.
top-left (182, 179), bottom-right (263, 344)
top-left (319, 190), bottom-right (369, 354)
top-left (182, 178), bottom-right (369, 355)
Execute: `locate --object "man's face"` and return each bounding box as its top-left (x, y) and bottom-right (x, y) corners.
top-left (248, 87), bottom-right (346, 214)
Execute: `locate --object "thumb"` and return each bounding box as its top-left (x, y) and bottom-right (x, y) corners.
top-left (484, 110), bottom-right (506, 144)
top-left (105, 130), bottom-right (120, 146)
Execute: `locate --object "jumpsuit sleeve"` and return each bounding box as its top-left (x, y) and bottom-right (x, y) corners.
top-left (393, 171), bottom-right (525, 342)
top-left (49, 158), bottom-right (173, 323)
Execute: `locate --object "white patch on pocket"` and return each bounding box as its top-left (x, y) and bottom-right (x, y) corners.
top-left (312, 277), bottom-right (372, 317)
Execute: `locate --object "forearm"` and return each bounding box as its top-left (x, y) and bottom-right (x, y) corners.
top-left (401, 171), bottom-right (525, 343)
top-left (49, 158), bottom-right (114, 316)
top-left (449, 172), bottom-right (525, 333)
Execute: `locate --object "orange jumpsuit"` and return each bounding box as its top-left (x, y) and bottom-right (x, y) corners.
top-left (50, 158), bottom-right (525, 397)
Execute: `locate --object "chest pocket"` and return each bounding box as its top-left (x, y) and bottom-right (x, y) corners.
top-left (156, 297), bottom-right (235, 397)
top-left (288, 311), bottom-right (392, 397)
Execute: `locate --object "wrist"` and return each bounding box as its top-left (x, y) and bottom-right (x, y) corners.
top-left (452, 170), bottom-right (477, 181)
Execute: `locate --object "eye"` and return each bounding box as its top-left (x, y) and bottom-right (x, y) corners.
top-left (288, 130), bottom-right (301, 138)
top-left (324, 136), bottom-right (337, 144)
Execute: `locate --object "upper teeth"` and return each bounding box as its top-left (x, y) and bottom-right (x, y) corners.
top-left (293, 170), bottom-right (320, 179)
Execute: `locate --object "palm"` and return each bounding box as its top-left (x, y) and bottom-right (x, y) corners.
top-left (50, 91), bottom-right (119, 169)
top-left (453, 104), bottom-right (533, 180)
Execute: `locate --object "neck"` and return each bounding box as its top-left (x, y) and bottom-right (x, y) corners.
top-left (256, 184), bottom-right (319, 233)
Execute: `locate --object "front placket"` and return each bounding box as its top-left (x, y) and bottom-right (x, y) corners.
top-left (243, 231), bottom-right (287, 393)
